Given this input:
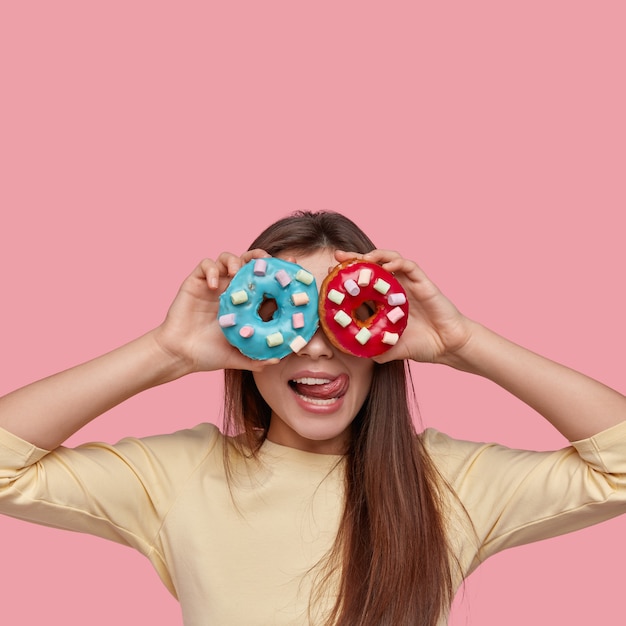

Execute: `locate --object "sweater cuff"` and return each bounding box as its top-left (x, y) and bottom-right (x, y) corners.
top-left (571, 420), bottom-right (626, 474)
top-left (0, 427), bottom-right (50, 474)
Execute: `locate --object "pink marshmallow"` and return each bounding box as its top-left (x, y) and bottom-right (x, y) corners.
top-left (218, 313), bottom-right (236, 328)
top-left (275, 269), bottom-right (292, 287)
top-left (386, 306), bottom-right (405, 324)
top-left (253, 259), bottom-right (268, 276)
top-left (292, 312), bottom-right (305, 329)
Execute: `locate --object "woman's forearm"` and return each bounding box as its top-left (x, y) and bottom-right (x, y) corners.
top-left (0, 330), bottom-right (190, 450)
top-left (0, 254), bottom-right (285, 452)
top-left (444, 321), bottom-right (626, 441)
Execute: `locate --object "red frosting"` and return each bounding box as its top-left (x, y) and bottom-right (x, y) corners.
top-left (319, 260), bottom-right (409, 357)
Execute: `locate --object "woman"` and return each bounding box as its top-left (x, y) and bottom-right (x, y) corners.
top-left (1, 210), bottom-right (625, 625)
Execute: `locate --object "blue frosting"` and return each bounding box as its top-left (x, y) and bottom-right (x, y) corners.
top-left (218, 257), bottom-right (319, 360)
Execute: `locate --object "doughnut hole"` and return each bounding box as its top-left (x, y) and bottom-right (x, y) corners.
top-left (258, 295), bottom-right (278, 322)
top-left (353, 300), bottom-right (379, 325)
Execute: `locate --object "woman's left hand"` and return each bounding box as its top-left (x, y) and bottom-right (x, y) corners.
top-left (334, 249), bottom-right (474, 365)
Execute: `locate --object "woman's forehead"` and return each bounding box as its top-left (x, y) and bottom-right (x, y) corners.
top-left (276, 248), bottom-right (337, 283)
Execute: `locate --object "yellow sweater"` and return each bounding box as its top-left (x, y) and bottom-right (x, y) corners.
top-left (2, 421), bottom-right (626, 625)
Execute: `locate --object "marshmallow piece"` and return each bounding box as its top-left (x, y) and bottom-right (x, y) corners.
top-left (230, 290), bottom-right (249, 305)
top-left (373, 278), bottom-right (391, 295)
top-left (289, 335), bottom-right (308, 353)
top-left (382, 331), bottom-right (399, 345)
top-left (291, 292), bottom-right (310, 306)
top-left (327, 289), bottom-right (345, 305)
top-left (266, 332), bottom-right (284, 347)
top-left (355, 327), bottom-right (372, 345)
top-left (387, 292), bottom-right (407, 306)
top-left (344, 279), bottom-right (360, 296)
top-left (292, 312), bottom-right (305, 329)
top-left (275, 269), bottom-right (292, 288)
top-left (386, 306), bottom-right (405, 324)
top-left (218, 313), bottom-right (237, 328)
top-left (239, 325), bottom-right (255, 338)
top-left (357, 268), bottom-right (373, 286)
top-left (334, 310), bottom-right (352, 328)
top-left (253, 259), bottom-right (268, 276)
top-left (295, 269), bottom-right (314, 285)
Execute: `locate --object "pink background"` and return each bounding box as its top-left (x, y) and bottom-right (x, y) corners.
top-left (1, 2), bottom-right (624, 624)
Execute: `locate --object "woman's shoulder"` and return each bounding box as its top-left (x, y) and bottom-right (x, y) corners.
top-left (122, 420), bottom-right (223, 446)
top-left (104, 421), bottom-right (228, 471)
top-left (421, 421), bottom-right (626, 477)
top-left (418, 428), bottom-right (528, 490)
top-left (420, 427), bottom-right (486, 460)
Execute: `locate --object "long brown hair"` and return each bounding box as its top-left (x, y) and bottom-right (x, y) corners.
top-left (223, 211), bottom-right (454, 625)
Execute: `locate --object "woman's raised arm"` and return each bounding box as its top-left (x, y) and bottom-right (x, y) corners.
top-left (348, 249), bottom-right (626, 442)
top-left (0, 252), bottom-right (275, 450)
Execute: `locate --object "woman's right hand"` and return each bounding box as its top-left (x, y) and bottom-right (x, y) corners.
top-left (153, 250), bottom-right (279, 375)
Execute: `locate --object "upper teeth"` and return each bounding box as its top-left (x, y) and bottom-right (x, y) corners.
top-left (292, 377), bottom-right (332, 385)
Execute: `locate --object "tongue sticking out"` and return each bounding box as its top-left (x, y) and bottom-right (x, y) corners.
top-left (292, 374), bottom-right (349, 400)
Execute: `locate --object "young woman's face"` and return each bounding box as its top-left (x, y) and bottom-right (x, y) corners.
top-left (253, 248), bottom-right (375, 454)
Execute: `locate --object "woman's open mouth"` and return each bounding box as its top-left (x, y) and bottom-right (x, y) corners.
top-left (288, 374), bottom-right (350, 406)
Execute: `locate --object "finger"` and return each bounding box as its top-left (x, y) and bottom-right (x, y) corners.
top-left (196, 258), bottom-right (222, 290)
top-left (334, 249), bottom-right (366, 262)
top-left (198, 252), bottom-right (247, 290)
top-left (335, 248), bottom-right (405, 267)
top-left (226, 352), bottom-right (281, 372)
top-left (248, 357), bottom-right (281, 370)
top-left (362, 249), bottom-right (403, 264)
top-left (333, 249), bottom-right (429, 289)
top-left (240, 248), bottom-right (272, 264)
top-left (216, 252), bottom-right (246, 278)
top-left (362, 251), bottom-right (432, 284)
top-left (372, 349), bottom-right (398, 365)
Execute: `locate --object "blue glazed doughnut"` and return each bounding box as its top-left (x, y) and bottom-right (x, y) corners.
top-left (218, 257), bottom-right (319, 360)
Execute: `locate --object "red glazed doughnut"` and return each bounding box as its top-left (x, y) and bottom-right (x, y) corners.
top-left (319, 260), bottom-right (409, 358)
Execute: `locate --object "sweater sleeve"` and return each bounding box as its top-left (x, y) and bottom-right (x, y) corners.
top-left (423, 420), bottom-right (626, 573)
top-left (0, 423), bottom-right (221, 559)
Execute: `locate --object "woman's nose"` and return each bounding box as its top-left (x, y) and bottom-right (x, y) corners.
top-left (297, 327), bottom-right (334, 359)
